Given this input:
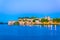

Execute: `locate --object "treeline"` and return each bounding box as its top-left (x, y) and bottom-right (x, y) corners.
top-left (0, 22), bottom-right (7, 24)
top-left (18, 17), bottom-right (60, 22)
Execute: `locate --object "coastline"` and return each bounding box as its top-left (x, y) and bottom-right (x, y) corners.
top-left (8, 16), bottom-right (60, 26)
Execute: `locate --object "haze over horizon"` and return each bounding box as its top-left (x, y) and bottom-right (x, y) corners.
top-left (0, 0), bottom-right (60, 22)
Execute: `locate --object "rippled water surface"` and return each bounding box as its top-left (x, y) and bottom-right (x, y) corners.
top-left (0, 24), bottom-right (60, 40)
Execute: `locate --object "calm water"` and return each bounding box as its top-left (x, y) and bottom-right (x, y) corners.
top-left (0, 24), bottom-right (60, 40)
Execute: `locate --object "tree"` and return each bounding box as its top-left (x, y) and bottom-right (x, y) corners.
top-left (30, 16), bottom-right (37, 19)
top-left (0, 22), bottom-right (4, 24)
top-left (14, 21), bottom-right (19, 25)
top-left (33, 19), bottom-right (36, 22)
top-left (24, 17), bottom-right (29, 18)
top-left (18, 17), bottom-right (23, 19)
top-left (53, 18), bottom-right (60, 22)
top-left (41, 18), bottom-right (49, 22)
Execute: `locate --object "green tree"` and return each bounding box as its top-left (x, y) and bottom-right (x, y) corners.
top-left (53, 18), bottom-right (60, 22)
top-left (30, 16), bottom-right (37, 19)
top-left (14, 21), bottom-right (19, 25)
top-left (33, 19), bottom-right (36, 22)
top-left (41, 18), bottom-right (49, 22)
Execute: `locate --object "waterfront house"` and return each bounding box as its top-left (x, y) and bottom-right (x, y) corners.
top-left (18, 19), bottom-right (25, 25)
top-left (8, 21), bottom-right (15, 25)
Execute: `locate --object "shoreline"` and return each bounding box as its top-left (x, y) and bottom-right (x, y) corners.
top-left (8, 16), bottom-right (60, 25)
top-left (8, 24), bottom-right (60, 25)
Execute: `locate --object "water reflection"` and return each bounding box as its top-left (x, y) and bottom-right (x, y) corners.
top-left (22, 25), bottom-right (57, 30)
top-left (50, 25), bottom-right (53, 30)
top-left (33, 25), bottom-right (57, 30)
top-left (40, 25), bottom-right (41, 28)
top-left (43, 25), bottom-right (57, 30)
top-left (54, 25), bottom-right (56, 30)
top-left (44, 25), bottom-right (47, 27)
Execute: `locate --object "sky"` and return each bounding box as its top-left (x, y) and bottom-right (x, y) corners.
top-left (0, 0), bottom-right (60, 22)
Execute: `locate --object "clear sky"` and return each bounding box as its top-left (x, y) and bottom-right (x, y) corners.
top-left (0, 0), bottom-right (60, 22)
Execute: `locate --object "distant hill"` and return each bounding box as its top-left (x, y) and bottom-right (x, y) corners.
top-left (0, 22), bottom-right (7, 24)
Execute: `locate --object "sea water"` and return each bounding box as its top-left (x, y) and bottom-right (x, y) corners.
top-left (0, 24), bottom-right (60, 40)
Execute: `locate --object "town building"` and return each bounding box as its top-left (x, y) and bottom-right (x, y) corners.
top-left (8, 21), bottom-right (15, 25)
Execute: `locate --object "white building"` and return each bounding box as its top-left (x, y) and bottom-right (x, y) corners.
top-left (8, 21), bottom-right (16, 25)
top-left (45, 16), bottom-right (51, 21)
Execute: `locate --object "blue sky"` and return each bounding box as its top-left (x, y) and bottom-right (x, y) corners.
top-left (0, 0), bottom-right (60, 22)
